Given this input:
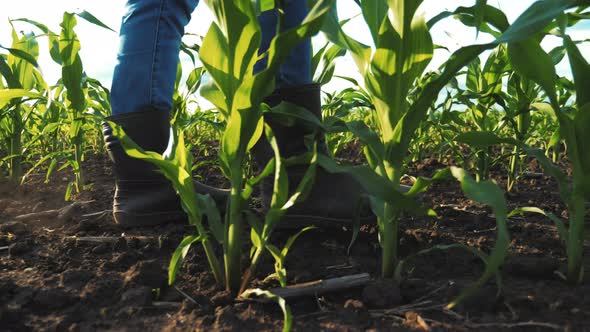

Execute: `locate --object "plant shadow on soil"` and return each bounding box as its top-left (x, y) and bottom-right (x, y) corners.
top-left (0, 148), bottom-right (589, 331)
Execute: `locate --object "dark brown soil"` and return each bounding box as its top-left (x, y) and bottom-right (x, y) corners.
top-left (1, 151), bottom-right (588, 332)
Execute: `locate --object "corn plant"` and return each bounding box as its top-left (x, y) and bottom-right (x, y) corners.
top-left (457, 4), bottom-right (589, 283)
top-left (0, 27), bottom-right (47, 182)
top-left (0, 12), bottom-right (114, 196)
top-left (198, 0), bottom-right (333, 295)
top-left (456, 45), bottom-right (509, 181)
top-left (313, 0), bottom-right (584, 304)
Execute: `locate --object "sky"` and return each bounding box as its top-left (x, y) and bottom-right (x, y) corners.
top-left (1, 0), bottom-right (589, 96)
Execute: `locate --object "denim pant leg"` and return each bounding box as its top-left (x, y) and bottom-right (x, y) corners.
top-left (111, 0), bottom-right (311, 115)
top-left (255, 0), bottom-right (312, 87)
top-left (111, 0), bottom-right (199, 115)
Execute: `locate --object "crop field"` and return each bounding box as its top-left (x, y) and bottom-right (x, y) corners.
top-left (1, 0), bottom-right (590, 331)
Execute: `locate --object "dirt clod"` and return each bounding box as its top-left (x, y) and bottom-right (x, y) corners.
top-left (0, 221), bottom-right (28, 235)
top-left (120, 286), bottom-right (152, 306)
top-left (33, 288), bottom-right (77, 310)
top-left (362, 279), bottom-right (402, 309)
top-left (214, 306), bottom-right (240, 331)
top-left (60, 269), bottom-right (94, 288)
top-left (124, 260), bottom-right (166, 288)
top-left (344, 299), bottom-right (366, 311)
top-left (8, 241), bottom-right (31, 256)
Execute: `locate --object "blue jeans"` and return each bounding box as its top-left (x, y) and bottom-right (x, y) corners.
top-left (111, 0), bottom-right (312, 115)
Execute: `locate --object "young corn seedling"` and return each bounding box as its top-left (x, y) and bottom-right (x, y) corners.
top-left (108, 122), bottom-right (225, 286)
top-left (457, 4), bottom-right (590, 284)
top-left (4, 12), bottom-right (115, 196)
top-left (315, 0), bottom-right (584, 303)
top-left (198, 0), bottom-right (332, 295)
top-left (456, 45), bottom-right (509, 181)
top-left (0, 26), bottom-right (47, 182)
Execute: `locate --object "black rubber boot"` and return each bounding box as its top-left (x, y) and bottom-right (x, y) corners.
top-left (252, 84), bottom-right (375, 228)
top-left (102, 109), bottom-right (228, 228)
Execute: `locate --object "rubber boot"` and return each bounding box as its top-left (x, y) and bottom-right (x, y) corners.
top-left (252, 84), bottom-right (375, 228)
top-left (102, 109), bottom-right (228, 228)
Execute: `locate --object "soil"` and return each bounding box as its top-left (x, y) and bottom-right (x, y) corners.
top-left (1, 148), bottom-right (589, 332)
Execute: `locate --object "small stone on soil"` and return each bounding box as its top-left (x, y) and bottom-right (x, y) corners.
top-left (1, 221), bottom-right (28, 235)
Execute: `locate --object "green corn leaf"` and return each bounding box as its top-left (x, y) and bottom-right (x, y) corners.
top-left (311, 42), bottom-right (329, 77)
top-left (197, 194), bottom-right (224, 244)
top-left (265, 101), bottom-right (326, 131)
top-left (446, 167), bottom-right (510, 309)
top-left (404, 167), bottom-right (452, 198)
top-left (574, 104), bottom-right (590, 184)
top-left (0, 89), bottom-right (45, 109)
top-left (0, 55), bottom-right (20, 89)
top-left (455, 131), bottom-right (517, 149)
top-left (1, 45), bottom-right (39, 69)
top-left (12, 18), bottom-right (62, 64)
top-left (509, 207), bottom-right (568, 242)
top-left (259, 0), bottom-right (275, 12)
top-left (508, 37), bottom-right (558, 106)
top-left (7, 29), bottom-right (40, 91)
top-left (474, 0), bottom-right (488, 36)
top-left (281, 150), bottom-right (318, 215)
top-left (75, 10), bottom-right (116, 32)
top-left (314, 2), bottom-right (371, 73)
top-left (240, 289), bottom-right (292, 332)
top-left (564, 35), bottom-right (590, 107)
top-left (281, 226), bottom-right (316, 258)
top-left (428, 4), bottom-right (509, 32)
top-left (360, 0), bottom-right (388, 43)
top-left (496, 0), bottom-right (578, 44)
top-left (266, 123), bottom-right (289, 208)
top-left (314, 44), bottom-right (346, 84)
top-left (169, 235), bottom-right (205, 285)
top-left (318, 155), bottom-right (435, 217)
top-left (199, 25), bottom-right (231, 117)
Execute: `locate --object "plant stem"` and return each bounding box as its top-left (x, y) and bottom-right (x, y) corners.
top-left (9, 130), bottom-right (22, 182)
top-left (74, 141), bottom-right (84, 192)
top-left (225, 186), bottom-right (244, 295)
top-left (9, 108), bottom-right (23, 182)
top-left (192, 218), bottom-right (224, 286)
top-left (567, 193), bottom-right (585, 284)
top-left (381, 202), bottom-right (399, 279)
top-left (507, 145), bottom-right (519, 192)
top-left (203, 238), bottom-right (225, 286)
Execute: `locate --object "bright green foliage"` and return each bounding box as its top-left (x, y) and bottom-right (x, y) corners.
top-left (314, 0), bottom-right (585, 305)
top-left (505, 19), bottom-right (590, 283)
top-left (199, 0), bottom-right (333, 294)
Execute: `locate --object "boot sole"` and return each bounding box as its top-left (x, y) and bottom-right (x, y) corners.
top-left (274, 213), bottom-right (376, 230)
top-left (113, 210), bottom-right (187, 228)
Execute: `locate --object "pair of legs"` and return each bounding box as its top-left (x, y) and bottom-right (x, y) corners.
top-left (110, 0), bottom-right (311, 116)
top-left (104, 0), bottom-right (371, 228)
